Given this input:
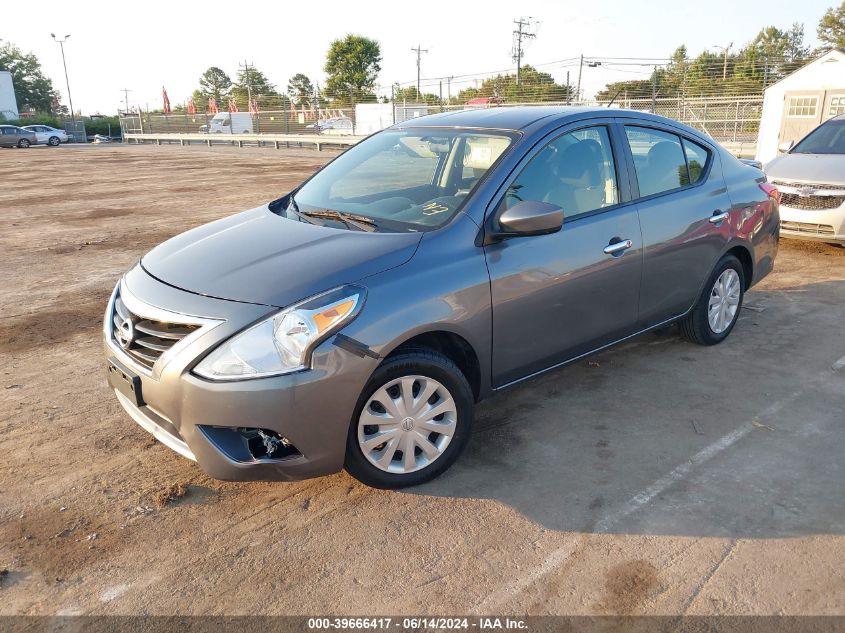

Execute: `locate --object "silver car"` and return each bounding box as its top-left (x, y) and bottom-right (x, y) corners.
top-left (104, 107), bottom-right (779, 488)
top-left (0, 125), bottom-right (37, 148)
top-left (765, 114), bottom-right (845, 245)
top-left (22, 124), bottom-right (68, 146)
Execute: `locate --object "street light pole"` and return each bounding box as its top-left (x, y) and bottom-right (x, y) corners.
top-left (51, 33), bottom-right (76, 139)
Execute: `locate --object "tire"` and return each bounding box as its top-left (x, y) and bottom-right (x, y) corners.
top-left (345, 349), bottom-right (474, 489)
top-left (48, 136), bottom-right (60, 146)
top-left (680, 254), bottom-right (745, 346)
top-left (18, 139), bottom-right (30, 148)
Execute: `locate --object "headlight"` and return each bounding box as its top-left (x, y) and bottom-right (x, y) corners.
top-left (194, 285), bottom-right (365, 380)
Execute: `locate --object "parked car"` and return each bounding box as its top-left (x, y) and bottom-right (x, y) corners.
top-left (104, 107), bottom-right (779, 489)
top-left (764, 114), bottom-right (845, 245)
top-left (22, 124), bottom-right (68, 146)
top-left (0, 125), bottom-right (37, 148)
top-left (308, 117), bottom-right (354, 135)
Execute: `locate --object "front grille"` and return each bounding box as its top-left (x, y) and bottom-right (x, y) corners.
top-left (112, 291), bottom-right (200, 369)
top-left (770, 180), bottom-right (845, 192)
top-left (780, 221), bottom-right (835, 236)
top-left (780, 193), bottom-right (845, 211)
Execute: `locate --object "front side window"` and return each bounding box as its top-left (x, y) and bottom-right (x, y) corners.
top-left (626, 126), bottom-right (690, 197)
top-left (500, 126), bottom-right (619, 220)
top-left (0, 128), bottom-right (14, 135)
top-left (292, 129), bottom-right (513, 231)
top-left (792, 119), bottom-right (845, 155)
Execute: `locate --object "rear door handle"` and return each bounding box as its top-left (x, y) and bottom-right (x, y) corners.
top-left (709, 210), bottom-right (730, 224)
top-left (603, 239), bottom-right (633, 255)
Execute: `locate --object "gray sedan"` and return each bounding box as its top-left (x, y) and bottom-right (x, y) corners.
top-left (0, 125), bottom-right (37, 148)
top-left (104, 107), bottom-right (780, 488)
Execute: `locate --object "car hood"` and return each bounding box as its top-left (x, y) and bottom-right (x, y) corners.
top-left (141, 205), bottom-right (422, 308)
top-left (765, 153), bottom-right (845, 186)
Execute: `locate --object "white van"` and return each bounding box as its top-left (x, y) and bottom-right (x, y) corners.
top-left (206, 112), bottom-right (253, 134)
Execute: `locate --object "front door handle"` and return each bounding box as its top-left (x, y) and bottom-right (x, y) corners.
top-left (603, 239), bottom-right (633, 255)
top-left (709, 210), bottom-right (730, 224)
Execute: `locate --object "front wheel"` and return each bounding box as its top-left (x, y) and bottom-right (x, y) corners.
top-left (345, 349), bottom-right (474, 489)
top-left (680, 254), bottom-right (745, 345)
top-left (18, 139), bottom-right (30, 148)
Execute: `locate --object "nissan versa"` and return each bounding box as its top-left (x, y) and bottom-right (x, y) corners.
top-left (104, 107), bottom-right (779, 489)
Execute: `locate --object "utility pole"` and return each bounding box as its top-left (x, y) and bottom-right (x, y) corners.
top-left (576, 54), bottom-right (584, 103)
top-left (239, 60), bottom-right (254, 104)
top-left (651, 65), bottom-right (658, 113)
top-left (120, 88), bottom-right (132, 114)
top-left (446, 76), bottom-right (453, 105)
top-left (566, 70), bottom-right (570, 104)
top-left (50, 34), bottom-right (75, 134)
top-left (512, 17), bottom-right (536, 86)
top-left (411, 44), bottom-right (428, 100)
top-left (713, 42), bottom-right (733, 80)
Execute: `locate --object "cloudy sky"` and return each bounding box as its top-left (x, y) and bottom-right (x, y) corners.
top-left (4, 0), bottom-right (835, 113)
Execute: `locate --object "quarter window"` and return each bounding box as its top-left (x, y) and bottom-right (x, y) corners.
top-left (787, 96), bottom-right (818, 117)
top-left (682, 138), bottom-right (710, 185)
top-left (625, 126), bottom-right (689, 197)
top-left (829, 96), bottom-right (845, 117)
top-left (501, 126), bottom-right (619, 220)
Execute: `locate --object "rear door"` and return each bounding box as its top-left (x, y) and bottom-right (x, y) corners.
top-left (0, 127), bottom-right (16, 147)
top-left (621, 122), bottom-right (733, 327)
top-left (485, 119), bottom-right (643, 387)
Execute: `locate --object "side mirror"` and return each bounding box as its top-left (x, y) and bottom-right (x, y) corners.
top-left (495, 200), bottom-right (564, 240)
top-left (778, 140), bottom-right (794, 153)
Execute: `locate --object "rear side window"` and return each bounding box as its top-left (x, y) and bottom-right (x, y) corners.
top-left (683, 138), bottom-right (710, 184)
top-left (626, 126), bottom-right (710, 196)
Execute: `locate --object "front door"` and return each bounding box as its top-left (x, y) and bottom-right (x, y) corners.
top-left (485, 122), bottom-right (643, 387)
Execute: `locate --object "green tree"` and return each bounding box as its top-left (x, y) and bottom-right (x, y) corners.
top-left (287, 73), bottom-right (315, 106)
top-left (0, 42), bottom-right (58, 114)
top-left (324, 35), bottom-right (382, 106)
top-left (231, 65), bottom-right (287, 109)
top-left (455, 66), bottom-right (572, 103)
top-left (818, 2), bottom-right (845, 49)
top-left (197, 66), bottom-right (232, 104)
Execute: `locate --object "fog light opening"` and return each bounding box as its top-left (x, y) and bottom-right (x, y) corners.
top-left (238, 428), bottom-right (300, 460)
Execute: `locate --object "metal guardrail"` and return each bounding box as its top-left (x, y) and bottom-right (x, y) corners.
top-left (123, 132), bottom-right (363, 150)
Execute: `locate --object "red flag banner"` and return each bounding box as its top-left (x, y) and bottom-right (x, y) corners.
top-left (228, 99), bottom-right (239, 113)
top-left (162, 87), bottom-right (171, 114)
top-left (249, 97), bottom-right (259, 116)
top-left (187, 98), bottom-right (197, 115)
top-left (208, 97), bottom-right (218, 114)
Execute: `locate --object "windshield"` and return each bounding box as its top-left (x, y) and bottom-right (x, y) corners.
top-left (290, 128), bottom-right (514, 231)
top-left (792, 119), bottom-right (845, 155)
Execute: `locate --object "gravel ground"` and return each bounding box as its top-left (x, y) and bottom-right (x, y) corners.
top-left (1, 143), bottom-right (843, 616)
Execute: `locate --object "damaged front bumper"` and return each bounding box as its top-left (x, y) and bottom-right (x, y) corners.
top-left (104, 265), bottom-right (379, 481)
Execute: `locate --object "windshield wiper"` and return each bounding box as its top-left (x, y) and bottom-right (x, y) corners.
top-left (286, 196), bottom-right (325, 226)
top-left (299, 209), bottom-right (378, 232)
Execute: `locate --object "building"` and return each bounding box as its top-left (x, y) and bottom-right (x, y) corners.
top-left (0, 70), bottom-right (19, 120)
top-left (756, 49), bottom-right (845, 164)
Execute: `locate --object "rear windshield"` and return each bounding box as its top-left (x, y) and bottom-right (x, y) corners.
top-left (290, 128), bottom-right (515, 231)
top-left (792, 119), bottom-right (845, 155)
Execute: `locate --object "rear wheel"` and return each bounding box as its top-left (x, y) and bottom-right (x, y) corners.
top-left (18, 139), bottom-right (30, 148)
top-left (345, 349), bottom-right (473, 489)
top-left (48, 136), bottom-right (60, 146)
top-left (680, 254), bottom-right (744, 345)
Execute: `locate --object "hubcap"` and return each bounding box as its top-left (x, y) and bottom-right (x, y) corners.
top-left (708, 269), bottom-right (741, 334)
top-left (357, 375), bottom-right (457, 474)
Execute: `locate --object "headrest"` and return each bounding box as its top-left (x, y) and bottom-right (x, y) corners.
top-left (463, 136), bottom-right (510, 170)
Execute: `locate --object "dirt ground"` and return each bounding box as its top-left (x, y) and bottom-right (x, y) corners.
top-left (1, 144), bottom-right (843, 616)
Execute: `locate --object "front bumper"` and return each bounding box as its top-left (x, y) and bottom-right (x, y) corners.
top-left (104, 266), bottom-right (379, 481)
top-left (778, 194), bottom-right (845, 244)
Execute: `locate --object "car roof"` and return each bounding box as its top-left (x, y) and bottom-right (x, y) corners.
top-left (394, 105), bottom-right (717, 145)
